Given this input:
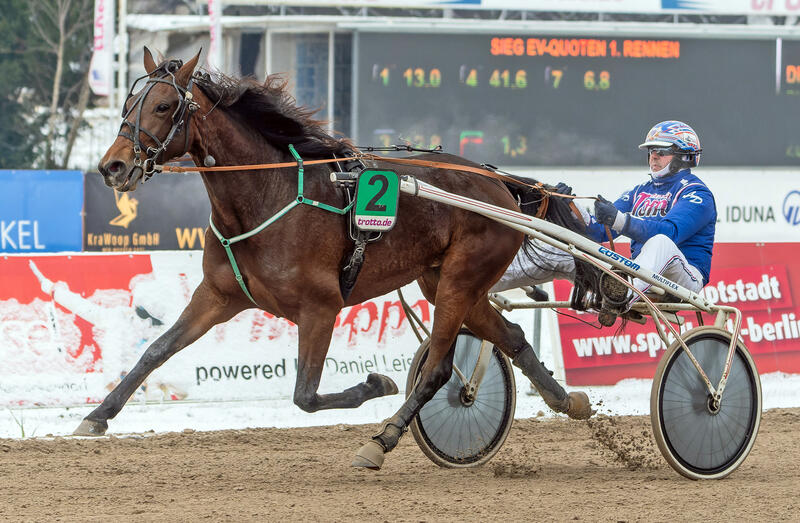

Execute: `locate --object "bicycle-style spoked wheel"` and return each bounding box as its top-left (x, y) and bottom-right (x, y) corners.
top-left (651, 326), bottom-right (762, 480)
top-left (407, 330), bottom-right (516, 468)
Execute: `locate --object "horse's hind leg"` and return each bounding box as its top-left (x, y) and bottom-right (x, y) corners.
top-left (292, 305), bottom-right (398, 413)
top-left (73, 282), bottom-right (240, 436)
top-left (463, 298), bottom-right (593, 420)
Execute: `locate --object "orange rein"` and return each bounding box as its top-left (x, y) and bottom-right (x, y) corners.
top-left (157, 153), bottom-right (614, 246)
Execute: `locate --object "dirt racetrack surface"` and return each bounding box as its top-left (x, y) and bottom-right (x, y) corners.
top-left (2, 408), bottom-right (798, 521)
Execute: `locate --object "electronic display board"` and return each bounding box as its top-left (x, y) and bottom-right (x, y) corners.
top-left (356, 33), bottom-right (800, 166)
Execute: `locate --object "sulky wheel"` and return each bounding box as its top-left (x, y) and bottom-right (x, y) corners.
top-left (650, 326), bottom-right (762, 480)
top-left (407, 329), bottom-right (516, 468)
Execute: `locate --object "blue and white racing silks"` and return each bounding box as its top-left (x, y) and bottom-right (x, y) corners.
top-left (587, 168), bottom-right (717, 284)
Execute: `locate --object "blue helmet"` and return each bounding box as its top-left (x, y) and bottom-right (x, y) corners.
top-left (639, 120), bottom-right (702, 168)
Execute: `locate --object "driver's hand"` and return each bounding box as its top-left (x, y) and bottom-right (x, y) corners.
top-left (553, 182), bottom-right (573, 195)
top-left (594, 195), bottom-right (619, 227)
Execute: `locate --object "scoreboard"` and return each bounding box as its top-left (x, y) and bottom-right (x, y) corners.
top-left (355, 33), bottom-right (800, 166)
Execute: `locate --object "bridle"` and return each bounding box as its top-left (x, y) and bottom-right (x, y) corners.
top-left (118, 59), bottom-right (199, 180)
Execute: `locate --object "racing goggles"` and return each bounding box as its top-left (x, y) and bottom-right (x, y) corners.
top-left (647, 147), bottom-right (675, 157)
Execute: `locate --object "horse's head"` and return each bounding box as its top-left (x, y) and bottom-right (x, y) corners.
top-left (98, 47), bottom-right (202, 191)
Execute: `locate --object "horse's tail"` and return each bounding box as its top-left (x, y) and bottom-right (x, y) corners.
top-left (502, 172), bottom-right (589, 260)
top-left (500, 173), bottom-right (604, 298)
top-left (501, 174), bottom-right (588, 234)
top-left (503, 174), bottom-right (630, 331)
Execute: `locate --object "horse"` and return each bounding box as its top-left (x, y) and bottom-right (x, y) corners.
top-left (87, 47), bottom-right (594, 469)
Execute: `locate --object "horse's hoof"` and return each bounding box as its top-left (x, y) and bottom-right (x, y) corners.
top-left (73, 418), bottom-right (108, 436)
top-left (566, 391), bottom-right (595, 420)
top-left (367, 373), bottom-right (399, 396)
top-left (352, 440), bottom-right (385, 470)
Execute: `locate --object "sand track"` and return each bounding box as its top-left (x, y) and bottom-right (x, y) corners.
top-left (2, 408), bottom-right (797, 521)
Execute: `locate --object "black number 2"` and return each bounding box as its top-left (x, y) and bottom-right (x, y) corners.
top-left (365, 174), bottom-right (388, 212)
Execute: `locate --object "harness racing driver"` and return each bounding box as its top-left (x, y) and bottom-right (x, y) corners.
top-left (493, 120), bottom-right (717, 328)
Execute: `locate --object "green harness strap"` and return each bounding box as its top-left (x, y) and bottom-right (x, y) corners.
top-left (209, 144), bottom-right (355, 305)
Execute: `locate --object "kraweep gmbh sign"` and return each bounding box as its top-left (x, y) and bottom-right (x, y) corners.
top-left (84, 172), bottom-right (211, 251)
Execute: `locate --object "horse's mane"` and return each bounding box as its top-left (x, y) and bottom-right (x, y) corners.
top-left (192, 71), bottom-right (354, 158)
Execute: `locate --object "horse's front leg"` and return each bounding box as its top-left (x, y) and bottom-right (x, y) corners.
top-left (352, 289), bottom-right (462, 470)
top-left (74, 283), bottom-right (241, 436)
top-left (292, 306), bottom-right (398, 413)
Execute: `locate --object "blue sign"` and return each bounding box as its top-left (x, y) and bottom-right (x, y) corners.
top-left (0, 170), bottom-right (84, 252)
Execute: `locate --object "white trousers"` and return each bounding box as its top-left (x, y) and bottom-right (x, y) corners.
top-left (628, 234), bottom-right (704, 306)
top-left (491, 234), bottom-right (704, 304)
top-left (491, 240), bottom-right (576, 292)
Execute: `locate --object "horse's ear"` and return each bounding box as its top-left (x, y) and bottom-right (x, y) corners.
top-left (176, 49), bottom-right (202, 87)
top-left (143, 46), bottom-right (157, 75)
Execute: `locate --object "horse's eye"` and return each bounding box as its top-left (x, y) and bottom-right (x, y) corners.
top-left (156, 103), bottom-right (170, 113)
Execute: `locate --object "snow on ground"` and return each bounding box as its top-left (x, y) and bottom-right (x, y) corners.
top-left (2, 372), bottom-right (798, 439)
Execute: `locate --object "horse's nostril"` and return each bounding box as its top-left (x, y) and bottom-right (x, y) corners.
top-left (108, 161), bottom-right (126, 174)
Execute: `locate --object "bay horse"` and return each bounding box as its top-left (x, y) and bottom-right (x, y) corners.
top-left (87, 47), bottom-right (594, 469)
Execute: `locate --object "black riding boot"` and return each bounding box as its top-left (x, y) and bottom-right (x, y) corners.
top-left (512, 345), bottom-right (570, 413)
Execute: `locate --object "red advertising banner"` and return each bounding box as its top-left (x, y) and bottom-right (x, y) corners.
top-left (557, 243), bottom-right (800, 385)
top-left (0, 255), bottom-right (154, 373)
top-left (0, 254), bottom-right (432, 407)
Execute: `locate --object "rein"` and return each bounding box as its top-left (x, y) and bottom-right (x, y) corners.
top-left (157, 150), bottom-right (616, 249)
top-left (155, 153), bottom-right (588, 221)
top-left (159, 153), bottom-right (539, 188)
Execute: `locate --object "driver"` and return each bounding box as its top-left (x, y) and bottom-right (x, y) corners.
top-left (588, 120), bottom-right (717, 325)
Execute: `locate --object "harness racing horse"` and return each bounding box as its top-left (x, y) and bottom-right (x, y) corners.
top-left (86, 48), bottom-right (594, 469)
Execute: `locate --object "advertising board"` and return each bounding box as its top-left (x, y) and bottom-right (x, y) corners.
top-left (0, 253), bottom-right (432, 407)
top-left (84, 172), bottom-right (211, 251)
top-left (557, 243), bottom-right (800, 385)
top-left (0, 170), bottom-right (83, 253)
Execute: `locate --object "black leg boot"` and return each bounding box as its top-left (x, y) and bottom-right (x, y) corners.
top-left (512, 345), bottom-right (594, 419)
